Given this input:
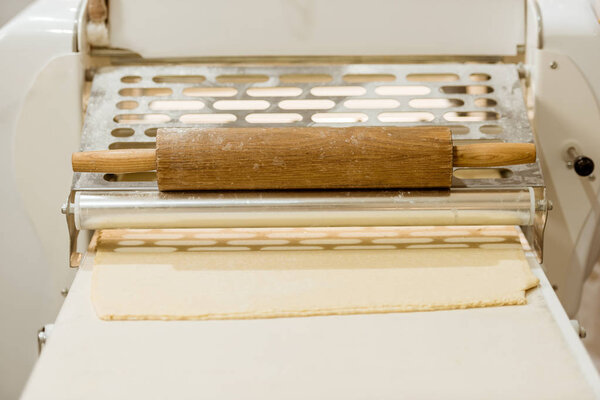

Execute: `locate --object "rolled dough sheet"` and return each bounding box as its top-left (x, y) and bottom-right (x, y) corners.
top-left (92, 226), bottom-right (538, 320)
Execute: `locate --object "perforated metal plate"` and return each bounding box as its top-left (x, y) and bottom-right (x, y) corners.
top-left (74, 63), bottom-right (543, 190)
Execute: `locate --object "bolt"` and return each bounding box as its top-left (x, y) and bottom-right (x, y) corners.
top-left (60, 203), bottom-right (67, 214)
top-left (550, 61), bottom-right (558, 70)
top-left (536, 200), bottom-right (545, 211)
top-left (85, 68), bottom-right (96, 81)
top-left (37, 327), bottom-right (47, 354)
top-left (536, 199), bottom-right (553, 211)
top-left (60, 288), bottom-right (69, 297)
top-left (547, 200), bottom-right (553, 211)
top-left (579, 325), bottom-right (587, 339)
top-left (37, 330), bottom-right (47, 345)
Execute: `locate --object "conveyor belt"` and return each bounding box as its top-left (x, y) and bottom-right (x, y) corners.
top-left (22, 251), bottom-right (600, 399)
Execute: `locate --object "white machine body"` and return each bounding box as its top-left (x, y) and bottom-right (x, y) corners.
top-left (1, 0), bottom-right (599, 397)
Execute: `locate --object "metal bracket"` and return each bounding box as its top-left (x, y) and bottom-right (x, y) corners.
top-left (63, 191), bottom-right (81, 268)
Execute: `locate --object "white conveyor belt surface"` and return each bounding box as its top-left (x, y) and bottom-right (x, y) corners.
top-left (21, 251), bottom-right (600, 399)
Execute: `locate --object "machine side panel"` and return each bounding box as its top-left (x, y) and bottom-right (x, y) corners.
top-left (0, 0), bottom-right (82, 398)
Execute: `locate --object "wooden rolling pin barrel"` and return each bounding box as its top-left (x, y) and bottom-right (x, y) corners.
top-left (72, 127), bottom-right (536, 191)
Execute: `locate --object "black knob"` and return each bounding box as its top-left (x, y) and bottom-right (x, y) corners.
top-left (574, 156), bottom-right (595, 177)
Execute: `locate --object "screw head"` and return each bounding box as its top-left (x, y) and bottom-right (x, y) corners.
top-left (550, 61), bottom-right (558, 69)
top-left (60, 203), bottom-right (67, 214)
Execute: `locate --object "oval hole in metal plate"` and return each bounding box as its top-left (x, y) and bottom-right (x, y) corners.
top-left (344, 99), bottom-right (399, 109)
top-left (152, 75), bottom-right (205, 83)
top-left (183, 87), bottom-right (238, 97)
top-left (118, 88), bottom-right (172, 96)
top-left (145, 128), bottom-right (158, 137)
top-left (120, 75), bottom-right (141, 83)
top-left (454, 168), bottom-right (513, 179)
top-left (409, 98), bottom-right (464, 108)
top-left (179, 114), bottom-right (237, 123)
top-left (149, 100), bottom-right (205, 111)
top-left (474, 98), bottom-right (497, 107)
top-left (480, 124), bottom-right (503, 134)
top-left (342, 74), bottom-right (395, 82)
top-left (213, 100), bottom-right (270, 110)
top-left (216, 74), bottom-right (269, 83)
top-left (407, 73), bottom-right (459, 82)
top-left (440, 85), bottom-right (494, 94)
top-left (111, 128), bottom-right (135, 137)
top-left (246, 113), bottom-right (302, 123)
top-left (311, 113), bottom-right (368, 123)
top-left (279, 99), bottom-right (335, 110)
top-left (448, 125), bottom-right (469, 134)
top-left (116, 100), bottom-right (139, 110)
top-left (113, 114), bottom-right (171, 124)
top-left (378, 112), bottom-right (434, 122)
top-left (279, 74), bottom-right (332, 83)
top-left (444, 111), bottom-right (499, 122)
top-left (246, 87), bottom-right (302, 97)
top-left (375, 85), bottom-right (431, 96)
top-left (310, 86), bottom-right (366, 96)
top-left (469, 73), bottom-right (491, 81)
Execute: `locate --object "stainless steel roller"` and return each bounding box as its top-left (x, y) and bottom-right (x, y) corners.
top-left (71, 188), bottom-right (536, 230)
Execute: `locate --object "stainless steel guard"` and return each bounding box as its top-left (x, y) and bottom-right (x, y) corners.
top-left (67, 63), bottom-right (548, 266)
top-left (73, 189), bottom-right (535, 230)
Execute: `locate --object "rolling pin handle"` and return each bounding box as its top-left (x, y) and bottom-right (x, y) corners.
top-left (452, 143), bottom-right (536, 168)
top-left (72, 149), bottom-right (157, 173)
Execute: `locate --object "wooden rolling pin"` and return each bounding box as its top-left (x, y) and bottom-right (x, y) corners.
top-left (72, 127), bottom-right (536, 191)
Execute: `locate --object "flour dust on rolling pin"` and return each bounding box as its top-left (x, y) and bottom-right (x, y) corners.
top-left (71, 126), bottom-right (536, 191)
